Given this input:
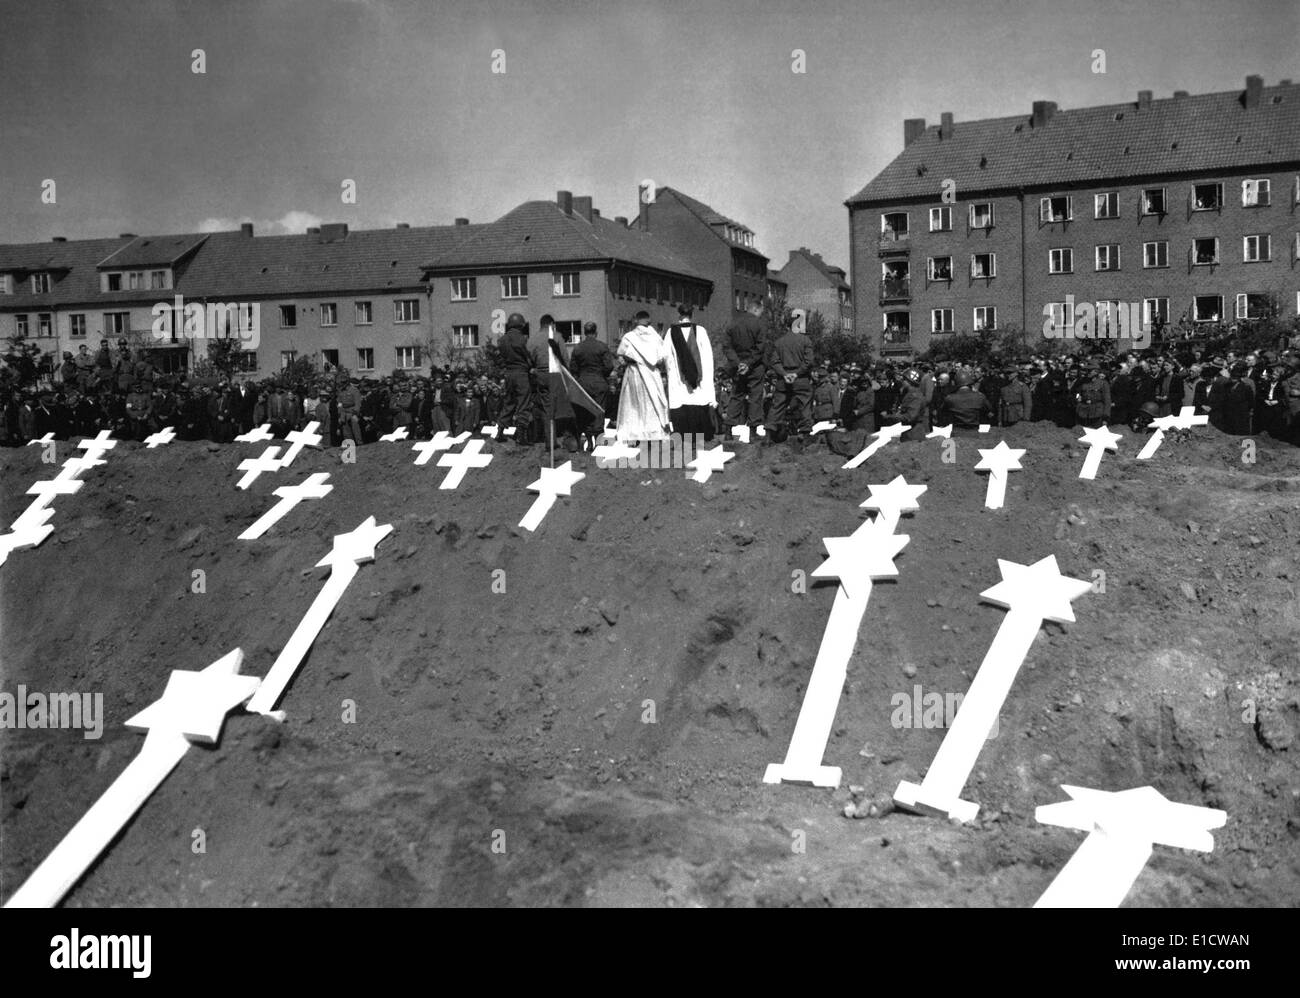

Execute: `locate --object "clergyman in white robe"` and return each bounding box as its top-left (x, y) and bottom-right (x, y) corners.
top-left (663, 311), bottom-right (717, 440)
top-left (615, 321), bottom-right (670, 443)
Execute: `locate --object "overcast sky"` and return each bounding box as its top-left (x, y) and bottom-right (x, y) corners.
top-left (2, 0), bottom-right (1296, 274)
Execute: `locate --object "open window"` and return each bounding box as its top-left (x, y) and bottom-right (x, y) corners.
top-left (1192, 295), bottom-right (1222, 323)
top-left (1039, 195), bottom-right (1072, 223)
top-left (1192, 182), bottom-right (1222, 211)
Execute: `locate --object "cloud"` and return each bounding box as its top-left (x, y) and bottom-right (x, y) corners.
top-left (195, 211), bottom-right (324, 235)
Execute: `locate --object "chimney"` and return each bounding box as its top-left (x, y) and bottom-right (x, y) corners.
top-left (557, 190), bottom-right (573, 215)
top-left (939, 112), bottom-right (953, 140)
top-left (1031, 100), bottom-right (1057, 128)
top-left (1280, 79), bottom-right (1292, 86)
top-left (615, 216), bottom-right (628, 226)
top-left (119, 233), bottom-right (136, 238)
top-left (395, 222), bottom-right (410, 229)
top-left (903, 118), bottom-right (927, 147)
top-left (1173, 90), bottom-right (1189, 99)
top-left (592, 208), bottom-right (601, 217)
top-left (319, 222), bottom-right (348, 242)
top-left (306, 227), bottom-right (320, 234)
top-left (454, 217), bottom-right (469, 226)
top-left (1137, 90), bottom-right (1152, 110)
top-left (51, 236), bottom-right (67, 242)
top-left (573, 196), bottom-right (593, 222)
top-left (1244, 74), bottom-right (1263, 108)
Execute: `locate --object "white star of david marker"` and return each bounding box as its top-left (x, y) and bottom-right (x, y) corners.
top-left (810, 421), bottom-right (837, 435)
top-left (143, 426), bottom-right (176, 448)
top-left (686, 444), bottom-right (734, 483)
top-left (766, 515), bottom-right (913, 788)
top-left (520, 461), bottom-right (586, 531)
top-left (25, 433), bottom-right (55, 447)
top-left (1034, 785), bottom-right (1227, 908)
top-left (411, 431), bottom-right (470, 466)
top-left (245, 516), bottom-right (394, 719)
top-left (235, 423), bottom-right (275, 444)
top-left (1077, 425), bottom-right (1123, 480)
top-left (859, 476), bottom-right (927, 532)
top-left (842, 423), bottom-right (910, 469)
top-left (238, 472), bottom-right (332, 540)
top-left (926, 424), bottom-right (953, 439)
top-left (974, 440), bottom-right (1026, 510)
top-left (895, 555), bottom-right (1091, 823)
top-left (592, 441), bottom-right (641, 468)
top-left (278, 421), bottom-right (323, 468)
top-left (436, 439), bottom-right (492, 489)
top-left (379, 426), bottom-right (409, 442)
top-left (2, 649), bottom-right (261, 909)
top-left (236, 446), bottom-right (284, 490)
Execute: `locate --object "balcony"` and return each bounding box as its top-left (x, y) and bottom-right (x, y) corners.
top-left (879, 277), bottom-right (911, 302)
top-left (877, 230), bottom-right (910, 255)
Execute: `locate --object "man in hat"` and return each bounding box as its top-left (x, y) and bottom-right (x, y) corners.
top-left (1280, 353), bottom-right (1300, 444)
top-left (124, 379), bottom-right (154, 441)
top-left (999, 366), bottom-right (1032, 426)
top-left (498, 312), bottom-right (533, 442)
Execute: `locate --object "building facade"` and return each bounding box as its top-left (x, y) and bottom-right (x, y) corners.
top-left (773, 248), bottom-right (854, 333)
top-left (847, 76), bottom-right (1300, 357)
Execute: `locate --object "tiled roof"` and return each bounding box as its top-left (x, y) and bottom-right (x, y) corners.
top-left (847, 81), bottom-right (1300, 205)
top-left (421, 200), bottom-right (711, 282)
top-left (0, 237), bottom-right (134, 308)
top-left (655, 187), bottom-right (766, 256)
top-left (98, 233), bottom-right (210, 269)
top-left (785, 248), bottom-right (850, 290)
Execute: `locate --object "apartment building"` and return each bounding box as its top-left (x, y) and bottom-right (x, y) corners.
top-left (773, 247), bottom-right (854, 333)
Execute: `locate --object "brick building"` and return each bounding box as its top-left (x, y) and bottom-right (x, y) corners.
top-left (846, 76), bottom-right (1300, 357)
top-left (773, 247), bottom-right (854, 333)
top-left (632, 186), bottom-right (770, 326)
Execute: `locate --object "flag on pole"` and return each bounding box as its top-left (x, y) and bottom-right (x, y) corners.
top-left (547, 336), bottom-right (603, 419)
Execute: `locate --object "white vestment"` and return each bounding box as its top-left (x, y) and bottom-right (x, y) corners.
top-left (663, 322), bottom-right (717, 409)
top-left (616, 324), bottom-right (670, 442)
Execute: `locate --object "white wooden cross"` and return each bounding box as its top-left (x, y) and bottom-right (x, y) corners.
top-left (56, 455), bottom-right (105, 480)
top-left (0, 509), bottom-right (56, 568)
top-left (277, 421), bottom-right (323, 468)
top-left (592, 441), bottom-right (641, 468)
top-left (76, 431), bottom-right (117, 461)
top-left (245, 517), bottom-right (393, 720)
top-left (379, 426), bottom-right (409, 442)
top-left (238, 473), bottom-right (333, 540)
top-left (143, 426), bottom-right (176, 449)
top-left (27, 477), bottom-right (84, 507)
top-left (411, 431), bottom-right (470, 466)
top-left (1034, 785), bottom-right (1227, 908)
top-left (894, 555), bottom-right (1091, 823)
top-left (841, 423), bottom-right (910, 469)
top-left (235, 423), bottom-right (275, 444)
top-left (2, 649), bottom-right (260, 909)
top-left (436, 439), bottom-right (492, 490)
top-left (520, 462), bottom-right (585, 531)
top-left (1138, 407), bottom-right (1209, 460)
top-left (810, 421), bottom-right (837, 435)
top-left (236, 446), bottom-right (284, 490)
top-left (765, 508), bottom-right (913, 788)
top-left (25, 433), bottom-right (55, 447)
top-left (926, 424), bottom-right (953, 439)
top-left (1077, 425), bottom-right (1122, 480)
top-left (685, 444), bottom-right (734, 483)
top-left (974, 440), bottom-right (1025, 510)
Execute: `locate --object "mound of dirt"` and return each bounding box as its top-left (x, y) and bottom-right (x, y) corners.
top-left (2, 422), bottom-right (1298, 907)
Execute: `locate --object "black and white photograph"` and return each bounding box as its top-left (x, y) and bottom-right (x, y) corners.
top-left (0, 0), bottom-right (1296, 943)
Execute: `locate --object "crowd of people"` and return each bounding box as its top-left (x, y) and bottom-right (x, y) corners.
top-left (4, 317), bottom-right (1300, 452)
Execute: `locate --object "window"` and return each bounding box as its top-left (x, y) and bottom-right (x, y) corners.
top-left (105, 312), bottom-right (129, 335)
top-left (356, 347), bottom-right (374, 370)
top-left (452, 324), bottom-right (479, 348)
top-left (280, 350), bottom-right (297, 370)
top-left (1049, 248), bottom-right (1073, 273)
top-left (0, 274), bottom-right (12, 294)
top-left (931, 308), bottom-right (953, 333)
top-left (395, 346), bottom-right (421, 369)
top-left (1242, 179), bottom-right (1271, 207)
top-left (279, 304), bottom-right (297, 327)
top-left (322, 349), bottom-right (340, 369)
top-left (1040, 195), bottom-right (1072, 222)
top-left (1095, 301), bottom-right (1124, 336)
top-left (556, 320), bottom-right (582, 344)
top-left (1193, 182), bottom-right (1222, 211)
top-left (1192, 237), bottom-right (1219, 265)
top-left (451, 277), bottom-right (477, 301)
top-left (1142, 188), bottom-right (1166, 215)
top-left (881, 212), bottom-right (909, 236)
top-left (970, 253), bottom-right (995, 278)
top-left (320, 303), bottom-right (338, 326)
top-left (973, 306), bottom-right (997, 331)
top-left (928, 256), bottom-right (952, 281)
top-left (1243, 235), bottom-right (1271, 262)
top-left (1095, 245), bottom-right (1120, 271)
top-left (129, 271), bottom-right (143, 290)
top-left (1143, 298), bottom-right (1169, 327)
top-left (881, 311), bottom-right (910, 342)
top-left (150, 270), bottom-right (167, 290)
top-left (37, 313), bottom-right (52, 337)
top-left (31, 273), bottom-right (51, 293)
top-left (70, 313), bottom-right (86, 338)
top-left (969, 202), bottom-right (994, 228)
top-left (394, 299), bottom-right (420, 322)
top-left (734, 291), bottom-right (742, 311)
top-left (841, 317), bottom-right (852, 332)
top-left (929, 206), bottom-right (952, 231)
top-left (1235, 293), bottom-right (1270, 320)
top-left (1046, 301), bottom-right (1075, 335)
top-left (501, 274), bottom-right (528, 299)
top-left (15, 314), bottom-right (28, 337)
top-left (107, 273), bottom-right (123, 291)
top-left (236, 351), bottom-right (259, 373)
top-left (1094, 192), bottom-right (1119, 218)
top-left (355, 301), bottom-right (372, 324)
top-left (1192, 295), bottom-right (1222, 323)
top-left (1143, 241), bottom-right (1169, 268)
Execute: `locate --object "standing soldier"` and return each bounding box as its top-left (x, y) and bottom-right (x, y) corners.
top-left (764, 308), bottom-right (814, 441)
top-left (999, 366), bottom-right (1033, 426)
top-left (124, 380), bottom-right (154, 441)
top-left (722, 298), bottom-right (769, 434)
top-left (498, 313), bottom-right (533, 442)
top-left (569, 321), bottom-right (614, 449)
top-left (1073, 360), bottom-right (1111, 429)
top-left (895, 367), bottom-right (930, 440)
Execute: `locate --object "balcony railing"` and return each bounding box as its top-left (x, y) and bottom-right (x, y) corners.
top-left (879, 277), bottom-right (911, 301)
top-left (877, 231), bottom-right (910, 254)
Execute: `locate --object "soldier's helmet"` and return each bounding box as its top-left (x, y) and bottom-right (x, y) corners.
top-left (952, 370), bottom-right (973, 388)
top-left (506, 313), bottom-right (526, 330)
top-left (904, 368), bottom-right (921, 385)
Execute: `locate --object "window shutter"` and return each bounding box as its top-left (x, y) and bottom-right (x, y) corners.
top-left (1067, 196), bottom-right (1074, 219)
top-left (1235, 294), bottom-right (1247, 320)
top-left (1039, 198), bottom-right (1050, 222)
